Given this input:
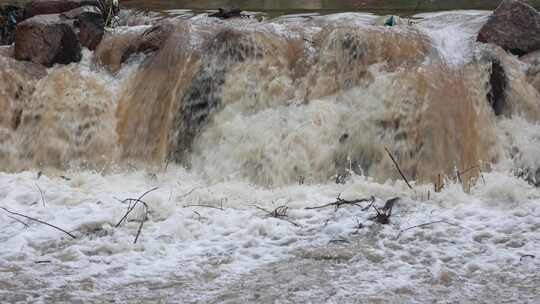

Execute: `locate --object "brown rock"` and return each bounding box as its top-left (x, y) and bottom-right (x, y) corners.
top-left (94, 21), bottom-right (175, 72)
top-left (61, 6), bottom-right (104, 50)
top-left (23, 0), bottom-right (99, 19)
top-left (14, 14), bottom-right (81, 67)
top-left (477, 0), bottom-right (540, 56)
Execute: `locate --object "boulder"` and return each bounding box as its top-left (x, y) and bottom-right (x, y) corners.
top-left (477, 0), bottom-right (540, 56)
top-left (61, 6), bottom-right (104, 50)
top-left (15, 14), bottom-right (81, 67)
top-left (94, 21), bottom-right (174, 72)
top-left (0, 5), bottom-right (24, 45)
top-left (23, 0), bottom-right (99, 19)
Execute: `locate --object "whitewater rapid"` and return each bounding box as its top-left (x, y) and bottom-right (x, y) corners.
top-left (1, 10), bottom-right (540, 303)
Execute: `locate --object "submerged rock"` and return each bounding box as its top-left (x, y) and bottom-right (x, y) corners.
top-left (477, 0), bottom-right (540, 56)
top-left (14, 14), bottom-right (81, 67)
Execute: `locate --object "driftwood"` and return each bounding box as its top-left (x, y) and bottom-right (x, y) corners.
top-left (305, 194), bottom-right (374, 211)
top-left (0, 206), bottom-right (76, 239)
top-left (306, 195), bottom-right (397, 225)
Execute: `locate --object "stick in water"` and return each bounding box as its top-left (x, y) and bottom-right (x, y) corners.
top-left (0, 206), bottom-right (76, 239)
top-left (384, 147), bottom-right (413, 190)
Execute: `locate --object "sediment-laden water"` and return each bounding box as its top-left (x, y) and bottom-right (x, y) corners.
top-left (0, 8), bottom-right (539, 304)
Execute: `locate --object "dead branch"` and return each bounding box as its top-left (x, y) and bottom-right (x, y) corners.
top-left (251, 205), bottom-right (300, 227)
top-left (396, 220), bottom-right (466, 239)
top-left (134, 215), bottom-right (146, 244)
top-left (370, 205), bottom-right (390, 224)
top-left (519, 254), bottom-right (535, 261)
top-left (114, 188), bottom-right (158, 244)
top-left (35, 182), bottom-right (46, 208)
top-left (384, 147), bottom-right (414, 190)
top-left (115, 187), bottom-right (158, 228)
top-left (456, 168), bottom-right (463, 184)
top-left (305, 194), bottom-right (374, 211)
top-left (34, 260), bottom-right (52, 264)
top-left (0, 206), bottom-right (76, 239)
top-left (6, 215), bottom-right (29, 229)
top-left (460, 165), bottom-right (480, 176)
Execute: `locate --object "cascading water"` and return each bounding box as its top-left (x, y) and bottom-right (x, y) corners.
top-left (1, 8), bottom-right (540, 303)
top-left (0, 13), bottom-right (527, 185)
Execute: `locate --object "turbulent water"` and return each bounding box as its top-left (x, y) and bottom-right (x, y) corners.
top-left (1, 9), bottom-right (540, 303)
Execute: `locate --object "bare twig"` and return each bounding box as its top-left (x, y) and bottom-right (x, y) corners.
top-left (178, 187), bottom-right (199, 199)
top-left (134, 216), bottom-right (146, 244)
top-left (456, 168), bottom-right (463, 184)
top-left (34, 260), bottom-right (52, 264)
top-left (6, 215), bottom-right (29, 229)
top-left (114, 187), bottom-right (158, 244)
top-left (35, 182), bottom-right (46, 208)
top-left (396, 220), bottom-right (466, 239)
top-left (115, 187), bottom-right (158, 228)
top-left (0, 206), bottom-right (76, 239)
top-left (459, 165), bottom-right (480, 176)
top-left (519, 254), bottom-right (535, 261)
top-left (368, 197), bottom-right (399, 224)
top-left (384, 147), bottom-right (413, 190)
top-left (305, 194), bottom-right (374, 211)
top-left (251, 205), bottom-right (300, 227)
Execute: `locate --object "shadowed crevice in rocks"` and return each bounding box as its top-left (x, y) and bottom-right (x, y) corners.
top-left (487, 59), bottom-right (506, 116)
